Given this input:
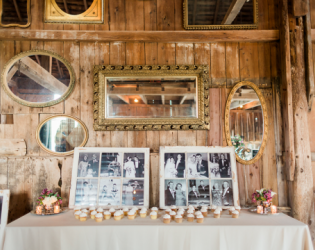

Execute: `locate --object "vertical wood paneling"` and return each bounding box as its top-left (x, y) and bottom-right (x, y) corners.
top-left (239, 42), bottom-right (260, 85)
top-left (157, 0), bottom-right (175, 30)
top-left (211, 43), bottom-right (226, 87)
top-left (61, 157), bottom-right (73, 207)
top-left (0, 158), bottom-right (8, 190)
top-left (95, 0), bottom-right (110, 31)
top-left (226, 42), bottom-right (240, 87)
top-left (125, 0), bottom-right (144, 30)
top-left (150, 153), bottom-right (159, 207)
top-left (258, 43), bottom-right (271, 88)
top-left (144, 0), bottom-right (157, 30)
top-left (109, 0), bottom-right (126, 30)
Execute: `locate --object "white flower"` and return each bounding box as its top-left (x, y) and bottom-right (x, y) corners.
top-left (271, 191), bottom-right (276, 197)
top-left (50, 196), bottom-right (57, 203)
top-left (42, 196), bottom-right (57, 206)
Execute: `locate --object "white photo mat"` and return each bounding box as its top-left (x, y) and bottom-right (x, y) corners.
top-left (159, 146), bottom-right (239, 209)
top-left (69, 147), bottom-right (150, 209)
top-left (0, 190), bottom-right (9, 249)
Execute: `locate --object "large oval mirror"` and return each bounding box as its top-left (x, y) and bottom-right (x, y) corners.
top-left (1, 50), bottom-right (75, 108)
top-left (36, 115), bottom-right (88, 156)
top-left (225, 81), bottom-right (268, 165)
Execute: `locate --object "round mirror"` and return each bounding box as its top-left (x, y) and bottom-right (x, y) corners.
top-left (55, 0), bottom-right (94, 15)
top-left (1, 50), bottom-right (75, 108)
top-left (36, 115), bottom-right (88, 156)
top-left (225, 81), bottom-right (268, 165)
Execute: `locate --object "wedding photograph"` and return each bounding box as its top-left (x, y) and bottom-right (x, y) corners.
top-left (164, 153), bottom-right (185, 178)
top-left (164, 179), bottom-right (187, 206)
top-left (100, 153), bottom-right (123, 177)
top-left (211, 179), bottom-right (234, 206)
top-left (98, 179), bottom-right (121, 206)
top-left (74, 179), bottom-right (98, 206)
top-left (122, 179), bottom-right (144, 206)
top-left (77, 152), bottom-right (100, 177)
top-left (209, 153), bottom-right (232, 178)
top-left (187, 179), bottom-right (210, 206)
top-left (123, 153), bottom-right (145, 178)
top-left (187, 153), bottom-right (209, 178)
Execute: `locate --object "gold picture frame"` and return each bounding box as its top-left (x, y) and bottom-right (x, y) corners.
top-left (0, 0), bottom-right (31, 28)
top-left (224, 81), bottom-right (268, 165)
top-left (1, 49), bottom-right (76, 108)
top-left (183, 0), bottom-right (258, 30)
top-left (36, 115), bottom-right (89, 156)
top-left (93, 65), bottom-right (210, 131)
top-left (45, 0), bottom-right (103, 24)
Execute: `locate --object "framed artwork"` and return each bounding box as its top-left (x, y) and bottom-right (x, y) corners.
top-left (0, 190), bottom-right (9, 248)
top-left (159, 146), bottom-right (239, 209)
top-left (69, 148), bottom-right (150, 209)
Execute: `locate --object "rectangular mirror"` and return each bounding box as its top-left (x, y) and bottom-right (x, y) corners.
top-left (183, 0), bottom-right (258, 30)
top-left (0, 0), bottom-right (31, 28)
top-left (93, 65), bottom-right (210, 131)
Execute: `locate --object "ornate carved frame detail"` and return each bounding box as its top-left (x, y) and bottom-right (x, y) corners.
top-left (0, 0), bottom-right (31, 28)
top-left (224, 81), bottom-right (268, 165)
top-left (44, 0), bottom-right (103, 24)
top-left (93, 65), bottom-right (210, 131)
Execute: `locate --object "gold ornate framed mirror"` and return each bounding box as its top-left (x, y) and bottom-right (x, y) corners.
top-left (183, 0), bottom-right (258, 30)
top-left (0, 0), bottom-right (31, 28)
top-left (45, 0), bottom-right (103, 24)
top-left (1, 50), bottom-right (75, 108)
top-left (225, 81), bottom-right (268, 165)
top-left (93, 65), bottom-right (210, 131)
top-left (36, 115), bottom-right (89, 156)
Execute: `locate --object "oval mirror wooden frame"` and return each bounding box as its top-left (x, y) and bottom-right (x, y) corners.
top-left (36, 115), bottom-right (89, 156)
top-left (1, 50), bottom-right (75, 108)
top-left (224, 81), bottom-right (268, 165)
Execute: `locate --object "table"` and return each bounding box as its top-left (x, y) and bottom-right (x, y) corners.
top-left (3, 210), bottom-right (313, 250)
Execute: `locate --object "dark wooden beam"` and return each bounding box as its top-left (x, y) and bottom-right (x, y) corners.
top-left (213, 0), bottom-right (221, 25)
top-left (83, 0), bottom-right (88, 10)
top-left (221, 0), bottom-right (246, 25)
top-left (192, 0), bottom-right (198, 25)
top-left (292, 0), bottom-right (308, 17)
top-left (12, 0), bottom-right (22, 22)
top-left (63, 0), bottom-right (69, 14)
top-left (55, 58), bottom-right (64, 79)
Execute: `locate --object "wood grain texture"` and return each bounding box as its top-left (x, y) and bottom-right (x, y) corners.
top-left (211, 43), bottom-right (226, 87)
top-left (239, 42), bottom-right (259, 85)
top-left (226, 42), bottom-right (240, 88)
top-left (0, 139), bottom-right (26, 156)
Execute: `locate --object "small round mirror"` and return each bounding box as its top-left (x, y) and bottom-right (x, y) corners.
top-left (55, 0), bottom-right (94, 15)
top-left (36, 115), bottom-right (88, 156)
top-left (2, 50), bottom-right (75, 108)
top-left (225, 81), bottom-right (268, 165)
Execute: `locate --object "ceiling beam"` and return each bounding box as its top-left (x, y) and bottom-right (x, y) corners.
top-left (242, 100), bottom-right (261, 109)
top-left (35, 55), bottom-right (41, 66)
top-left (55, 58), bottom-right (64, 78)
top-left (12, 0), bottom-right (22, 22)
top-left (6, 65), bottom-right (19, 83)
top-left (139, 95), bottom-right (147, 104)
top-left (213, 0), bottom-right (221, 25)
top-left (179, 95), bottom-right (187, 105)
top-left (221, 0), bottom-right (246, 25)
top-left (116, 95), bottom-right (130, 104)
top-left (230, 100), bottom-right (251, 109)
top-left (83, 0), bottom-right (88, 10)
top-left (63, 0), bottom-right (69, 13)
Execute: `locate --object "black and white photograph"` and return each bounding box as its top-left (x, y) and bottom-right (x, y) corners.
top-left (0, 196), bottom-right (3, 224)
top-left (164, 179), bottom-right (187, 206)
top-left (187, 179), bottom-right (210, 206)
top-left (123, 153), bottom-right (145, 178)
top-left (98, 179), bottom-right (121, 206)
top-left (75, 179), bottom-right (98, 206)
top-left (187, 153), bottom-right (209, 178)
top-left (209, 153), bottom-right (231, 178)
top-left (164, 153), bottom-right (185, 178)
top-left (77, 152), bottom-right (100, 177)
top-left (100, 153), bottom-right (122, 177)
top-left (211, 179), bottom-right (234, 206)
top-left (122, 179), bottom-right (144, 206)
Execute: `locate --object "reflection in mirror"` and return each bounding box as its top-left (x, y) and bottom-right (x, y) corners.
top-left (55, 0), bottom-right (94, 15)
top-left (229, 85), bottom-right (262, 161)
top-left (39, 116), bottom-right (87, 155)
top-left (1, 0), bottom-right (30, 27)
top-left (105, 77), bottom-right (197, 119)
top-left (6, 55), bottom-right (71, 103)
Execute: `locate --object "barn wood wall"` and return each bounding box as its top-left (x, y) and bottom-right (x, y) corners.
top-left (0, 0), bottom-right (283, 222)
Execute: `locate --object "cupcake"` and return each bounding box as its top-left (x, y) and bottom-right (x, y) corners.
top-left (175, 214), bottom-right (183, 223)
top-left (187, 209), bottom-right (194, 215)
top-left (109, 208), bottom-right (116, 217)
top-left (197, 214), bottom-right (204, 223)
top-left (195, 211), bottom-right (202, 217)
top-left (170, 205), bottom-right (177, 212)
top-left (80, 213), bottom-right (87, 222)
top-left (201, 206), bottom-right (208, 210)
top-left (151, 207), bottom-right (158, 213)
top-left (188, 205), bottom-right (195, 211)
top-left (229, 207), bottom-right (235, 215)
top-left (210, 205), bottom-right (217, 212)
top-left (141, 207), bottom-right (148, 212)
top-left (104, 211), bottom-right (111, 220)
top-left (213, 210), bottom-right (220, 218)
top-left (216, 207), bottom-right (222, 214)
top-left (165, 209), bottom-right (172, 215)
top-left (132, 207), bottom-right (139, 215)
top-left (150, 211), bottom-right (157, 220)
top-left (163, 214), bottom-right (171, 224)
top-left (235, 206), bottom-right (241, 212)
top-left (89, 206), bottom-right (96, 214)
top-left (91, 210), bottom-right (97, 219)
top-left (128, 210), bottom-right (136, 220)
top-left (114, 211), bottom-right (121, 221)
top-left (201, 207), bottom-right (208, 217)
top-left (140, 210), bottom-right (147, 218)
top-left (97, 207), bottom-right (104, 214)
top-left (74, 206), bottom-right (81, 212)
top-left (170, 211), bottom-right (176, 220)
top-left (187, 213), bottom-right (194, 222)
top-left (177, 210), bottom-right (184, 216)
top-left (123, 207), bottom-right (129, 216)
top-left (232, 211), bottom-right (239, 218)
top-left (75, 211), bottom-right (81, 219)
top-left (81, 209), bottom-right (88, 215)
top-left (95, 213), bottom-right (103, 222)
top-left (118, 210), bottom-right (124, 218)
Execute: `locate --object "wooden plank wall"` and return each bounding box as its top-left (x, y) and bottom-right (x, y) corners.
top-left (0, 0), bottom-right (283, 222)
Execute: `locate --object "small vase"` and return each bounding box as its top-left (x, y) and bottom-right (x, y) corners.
top-left (45, 204), bottom-right (53, 213)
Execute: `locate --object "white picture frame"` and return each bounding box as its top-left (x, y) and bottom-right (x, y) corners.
top-left (0, 190), bottom-right (10, 249)
top-left (69, 147), bottom-right (150, 209)
top-left (159, 146), bottom-right (239, 209)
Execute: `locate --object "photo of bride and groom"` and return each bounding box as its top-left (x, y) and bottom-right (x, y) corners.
top-left (123, 153), bottom-right (145, 178)
top-left (164, 153), bottom-right (185, 178)
top-left (187, 153), bottom-right (209, 178)
top-left (209, 153), bottom-right (232, 178)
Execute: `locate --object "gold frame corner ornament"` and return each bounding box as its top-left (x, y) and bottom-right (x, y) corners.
top-left (1, 49), bottom-right (76, 108)
top-left (224, 81), bottom-right (268, 165)
top-left (183, 0), bottom-right (258, 30)
top-left (0, 0), bottom-right (31, 28)
top-left (44, 0), bottom-right (104, 24)
top-left (93, 65), bottom-right (210, 131)
top-left (36, 115), bottom-right (89, 156)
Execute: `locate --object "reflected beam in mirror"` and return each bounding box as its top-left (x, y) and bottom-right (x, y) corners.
top-left (231, 93), bottom-right (259, 101)
top-left (63, 0), bottom-right (69, 13)
top-left (49, 56), bottom-right (52, 74)
top-left (213, 0), bottom-right (221, 25)
top-left (83, 0), bottom-right (88, 10)
top-left (139, 95), bottom-right (147, 104)
top-left (161, 95), bottom-right (165, 104)
top-left (179, 95), bottom-right (187, 105)
top-left (6, 65), bottom-right (19, 83)
top-left (15, 57), bottom-right (68, 95)
top-left (117, 95), bottom-right (130, 104)
top-left (242, 100), bottom-right (261, 110)
top-left (192, 0), bottom-right (198, 25)
top-left (56, 58), bottom-right (64, 78)
top-left (230, 100), bottom-right (251, 109)
top-left (12, 0), bottom-right (22, 22)
top-left (221, 0), bottom-right (247, 25)
top-left (108, 87), bottom-right (196, 95)
top-left (35, 55), bottom-right (41, 66)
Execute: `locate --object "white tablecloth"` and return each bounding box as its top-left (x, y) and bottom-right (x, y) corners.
top-left (3, 210), bottom-right (313, 250)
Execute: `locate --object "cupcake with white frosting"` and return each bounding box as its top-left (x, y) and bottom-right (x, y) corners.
top-left (128, 210), bottom-right (136, 220)
top-left (213, 209), bottom-right (221, 218)
top-left (150, 211), bottom-right (157, 220)
top-left (201, 207), bottom-right (208, 217)
top-left (177, 210), bottom-right (184, 216)
top-left (165, 208), bottom-right (172, 215)
top-left (170, 205), bottom-right (177, 212)
top-left (188, 205), bottom-right (195, 211)
top-left (95, 213), bottom-right (103, 222)
top-left (187, 209), bottom-right (194, 215)
top-left (170, 211), bottom-right (176, 220)
top-left (89, 206), bottom-right (96, 214)
top-left (229, 207), bottom-right (235, 215)
top-left (175, 214), bottom-right (183, 223)
top-left (109, 208), bottom-right (116, 217)
top-left (210, 205), bottom-right (217, 212)
top-left (97, 207), bottom-right (104, 214)
top-left (114, 211), bottom-right (121, 221)
top-left (81, 209), bottom-right (88, 215)
top-left (197, 214), bottom-right (204, 223)
top-left (140, 210), bottom-right (147, 218)
top-left (151, 207), bottom-right (158, 212)
top-left (235, 206), bottom-right (241, 212)
top-left (75, 211), bottom-right (81, 219)
top-left (123, 207), bottom-right (129, 216)
top-left (232, 211), bottom-right (239, 218)
top-left (90, 210), bottom-right (97, 219)
top-left (80, 213), bottom-right (87, 222)
top-left (187, 213), bottom-right (194, 222)
top-left (195, 211), bottom-right (202, 217)
top-left (163, 214), bottom-right (171, 224)
top-left (104, 211), bottom-right (111, 220)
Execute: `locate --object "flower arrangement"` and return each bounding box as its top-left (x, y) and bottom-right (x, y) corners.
top-left (231, 134), bottom-right (245, 149)
top-left (36, 188), bottom-right (62, 207)
top-left (252, 188), bottom-right (276, 203)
